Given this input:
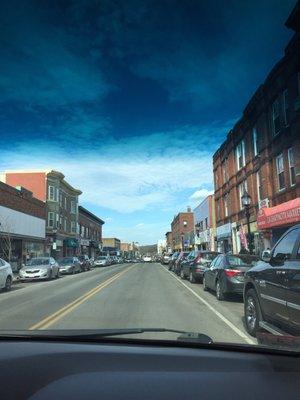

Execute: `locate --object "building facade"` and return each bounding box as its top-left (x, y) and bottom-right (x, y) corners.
top-left (165, 231), bottom-right (173, 253)
top-left (171, 208), bottom-right (194, 251)
top-left (213, 5), bottom-right (300, 254)
top-left (0, 182), bottom-right (46, 271)
top-left (193, 195), bottom-right (216, 251)
top-left (78, 206), bottom-right (104, 259)
top-left (1, 170), bottom-right (82, 258)
top-left (102, 238), bottom-right (121, 254)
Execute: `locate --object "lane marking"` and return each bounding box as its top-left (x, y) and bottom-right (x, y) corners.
top-left (29, 265), bottom-right (135, 330)
top-left (161, 265), bottom-right (256, 345)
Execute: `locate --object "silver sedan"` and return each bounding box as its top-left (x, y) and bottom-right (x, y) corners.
top-left (19, 257), bottom-right (60, 281)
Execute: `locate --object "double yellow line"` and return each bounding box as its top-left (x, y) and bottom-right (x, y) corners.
top-left (29, 265), bottom-right (135, 330)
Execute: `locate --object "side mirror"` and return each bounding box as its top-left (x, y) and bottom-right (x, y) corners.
top-left (261, 250), bottom-right (271, 263)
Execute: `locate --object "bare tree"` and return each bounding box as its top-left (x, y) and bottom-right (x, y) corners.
top-left (0, 216), bottom-right (13, 262)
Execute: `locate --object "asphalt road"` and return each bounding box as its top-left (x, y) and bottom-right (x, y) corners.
top-left (0, 263), bottom-right (256, 345)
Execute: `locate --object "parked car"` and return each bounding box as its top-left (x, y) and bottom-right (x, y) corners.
top-left (94, 256), bottom-right (110, 267)
top-left (168, 252), bottom-right (179, 270)
top-left (19, 257), bottom-right (60, 281)
top-left (162, 253), bottom-right (172, 265)
top-left (174, 251), bottom-right (190, 275)
top-left (58, 257), bottom-right (81, 274)
top-left (143, 255), bottom-right (152, 262)
top-left (78, 255), bottom-right (91, 271)
top-left (181, 251), bottom-right (220, 283)
top-left (179, 250), bottom-right (199, 278)
top-left (0, 258), bottom-right (13, 291)
top-left (244, 225), bottom-right (300, 337)
top-left (203, 254), bottom-right (259, 300)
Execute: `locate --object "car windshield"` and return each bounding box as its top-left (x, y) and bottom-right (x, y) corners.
top-left (59, 258), bottom-right (74, 265)
top-left (26, 258), bottom-right (49, 266)
top-left (0, 0), bottom-right (298, 355)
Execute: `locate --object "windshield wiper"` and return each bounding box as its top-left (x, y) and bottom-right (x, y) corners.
top-left (0, 328), bottom-right (213, 344)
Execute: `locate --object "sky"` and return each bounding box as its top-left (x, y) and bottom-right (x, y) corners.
top-left (0, 0), bottom-right (296, 244)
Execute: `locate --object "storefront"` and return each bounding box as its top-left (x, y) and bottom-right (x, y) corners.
top-left (216, 223), bottom-right (232, 253)
top-left (195, 229), bottom-right (215, 251)
top-left (63, 238), bottom-right (79, 257)
top-left (232, 221), bottom-right (263, 255)
top-left (257, 197), bottom-right (300, 247)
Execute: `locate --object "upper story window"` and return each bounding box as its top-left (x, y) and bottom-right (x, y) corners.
top-left (224, 194), bottom-right (228, 217)
top-left (238, 180), bottom-right (248, 210)
top-left (71, 221), bottom-right (76, 234)
top-left (47, 212), bottom-right (54, 227)
top-left (283, 89), bottom-right (289, 127)
top-left (59, 191), bottom-right (62, 207)
top-left (48, 185), bottom-right (58, 201)
top-left (288, 148), bottom-right (296, 186)
top-left (64, 196), bottom-right (67, 210)
top-left (71, 200), bottom-right (76, 214)
top-left (276, 153), bottom-right (285, 191)
top-left (252, 126), bottom-right (258, 156)
top-left (272, 98), bottom-right (280, 135)
top-left (256, 171), bottom-right (262, 203)
top-left (183, 220), bottom-right (187, 227)
top-left (235, 140), bottom-right (246, 171)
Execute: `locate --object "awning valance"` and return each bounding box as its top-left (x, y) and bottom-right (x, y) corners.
top-left (257, 198), bottom-right (300, 230)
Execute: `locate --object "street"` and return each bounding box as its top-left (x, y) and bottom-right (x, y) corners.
top-left (0, 262), bottom-right (255, 345)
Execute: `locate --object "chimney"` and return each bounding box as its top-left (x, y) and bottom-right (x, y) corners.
top-left (187, 205), bottom-right (191, 212)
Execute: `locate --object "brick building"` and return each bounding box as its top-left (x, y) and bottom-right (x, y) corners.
top-left (0, 182), bottom-right (46, 270)
top-left (193, 195), bottom-right (216, 251)
top-left (102, 238), bottom-right (121, 254)
top-left (213, 2), bottom-right (300, 254)
top-left (171, 208), bottom-right (194, 251)
top-left (1, 170), bottom-right (82, 258)
top-left (165, 231), bottom-right (173, 253)
top-left (78, 206), bottom-right (104, 259)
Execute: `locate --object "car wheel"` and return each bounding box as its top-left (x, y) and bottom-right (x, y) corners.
top-left (180, 269), bottom-right (185, 280)
top-left (55, 269), bottom-right (59, 279)
top-left (189, 271), bottom-right (195, 283)
top-left (203, 276), bottom-right (208, 291)
top-left (216, 280), bottom-right (225, 301)
top-left (5, 276), bottom-right (12, 291)
top-left (244, 288), bottom-right (262, 337)
top-left (72, 267), bottom-right (76, 274)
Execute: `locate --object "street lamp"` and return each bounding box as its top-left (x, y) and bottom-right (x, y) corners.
top-left (241, 190), bottom-right (253, 254)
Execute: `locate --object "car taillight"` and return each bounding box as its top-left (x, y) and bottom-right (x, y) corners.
top-left (224, 269), bottom-right (241, 278)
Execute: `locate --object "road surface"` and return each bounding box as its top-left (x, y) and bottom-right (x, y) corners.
top-left (0, 263), bottom-right (255, 345)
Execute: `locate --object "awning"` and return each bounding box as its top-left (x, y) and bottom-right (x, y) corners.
top-left (257, 198), bottom-right (300, 230)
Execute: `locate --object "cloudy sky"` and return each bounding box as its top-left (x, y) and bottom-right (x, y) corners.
top-left (0, 0), bottom-right (295, 244)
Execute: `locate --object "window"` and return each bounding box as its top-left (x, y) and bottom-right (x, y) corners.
top-left (235, 140), bottom-right (245, 170)
top-left (288, 148), bottom-right (296, 186)
top-left (238, 180), bottom-right (248, 210)
top-left (252, 126), bottom-right (258, 156)
top-left (59, 216), bottom-right (62, 229)
top-left (272, 98), bottom-right (280, 135)
top-left (59, 191), bottom-right (62, 207)
top-left (56, 214), bottom-right (59, 228)
top-left (71, 200), bottom-right (76, 214)
top-left (47, 212), bottom-right (54, 227)
top-left (64, 219), bottom-right (67, 232)
top-left (48, 185), bottom-right (54, 201)
top-left (273, 228), bottom-right (299, 261)
top-left (276, 153), bottom-right (285, 191)
top-left (217, 201), bottom-right (221, 221)
top-left (205, 217), bottom-right (208, 228)
top-left (283, 89), bottom-right (289, 126)
top-left (183, 220), bottom-right (187, 227)
top-left (71, 221), bottom-right (76, 233)
top-left (64, 196), bottom-right (67, 210)
top-left (256, 172), bottom-right (262, 203)
top-left (224, 194), bottom-right (228, 217)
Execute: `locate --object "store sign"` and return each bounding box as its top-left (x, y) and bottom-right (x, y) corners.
top-left (259, 198), bottom-right (269, 209)
top-left (216, 223), bottom-right (231, 240)
top-left (80, 238), bottom-right (90, 246)
top-left (258, 198), bottom-right (300, 230)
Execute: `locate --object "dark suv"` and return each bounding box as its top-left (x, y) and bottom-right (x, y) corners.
top-left (244, 225), bottom-right (300, 337)
top-left (180, 251), bottom-right (219, 283)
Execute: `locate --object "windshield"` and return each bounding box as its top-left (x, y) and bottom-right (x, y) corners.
top-left (0, 0), bottom-right (298, 354)
top-left (59, 258), bottom-right (74, 265)
top-left (26, 259), bottom-right (49, 266)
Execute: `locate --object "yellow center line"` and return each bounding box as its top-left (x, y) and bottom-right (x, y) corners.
top-left (29, 265), bottom-right (135, 330)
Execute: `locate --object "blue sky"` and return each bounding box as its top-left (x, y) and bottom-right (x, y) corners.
top-left (0, 0), bottom-right (295, 244)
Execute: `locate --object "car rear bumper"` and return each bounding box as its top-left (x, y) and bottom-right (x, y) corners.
top-left (224, 280), bottom-right (244, 294)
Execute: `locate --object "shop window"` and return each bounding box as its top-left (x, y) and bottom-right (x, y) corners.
top-left (272, 98), bottom-right (280, 136)
top-left (276, 153), bottom-right (285, 191)
top-left (235, 140), bottom-right (245, 171)
top-left (283, 89), bottom-right (289, 126)
top-left (288, 148), bottom-right (296, 186)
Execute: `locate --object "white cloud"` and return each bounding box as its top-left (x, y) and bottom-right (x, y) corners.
top-left (189, 189), bottom-right (213, 201)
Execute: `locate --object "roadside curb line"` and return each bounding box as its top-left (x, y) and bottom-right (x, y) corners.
top-left (161, 265), bottom-right (255, 345)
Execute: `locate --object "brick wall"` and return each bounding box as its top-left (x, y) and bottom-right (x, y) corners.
top-left (5, 172), bottom-right (46, 201)
top-left (0, 182), bottom-right (46, 220)
top-left (171, 212), bottom-right (194, 248)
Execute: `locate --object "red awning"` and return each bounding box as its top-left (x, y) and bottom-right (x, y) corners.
top-left (257, 198), bottom-right (300, 230)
